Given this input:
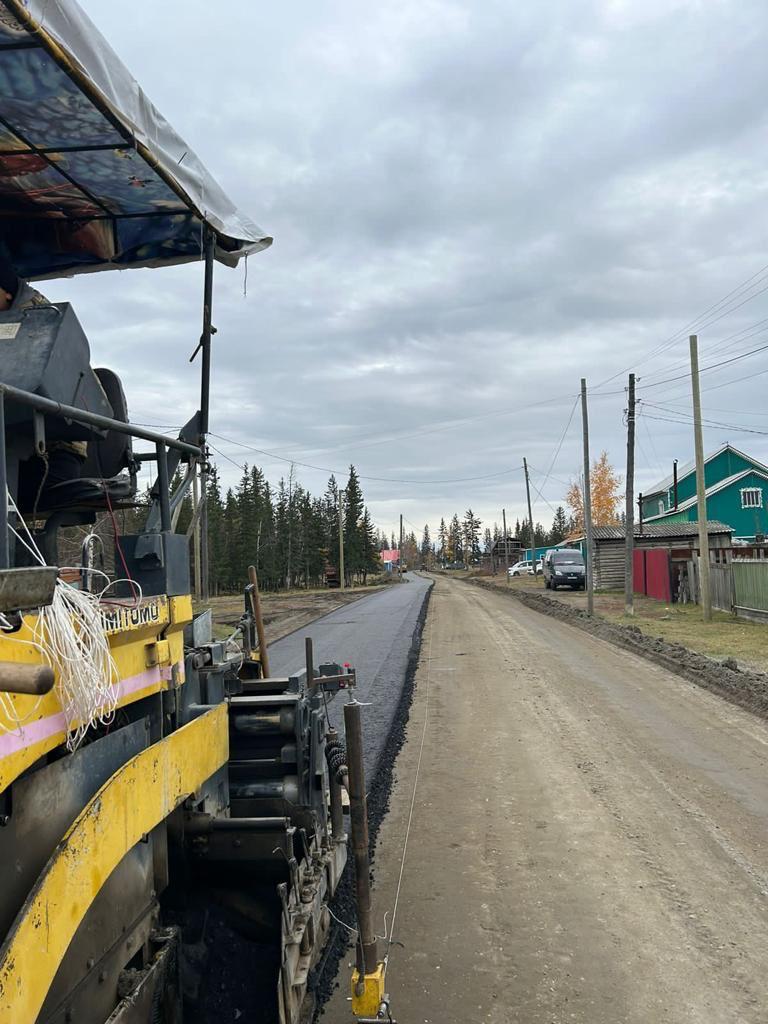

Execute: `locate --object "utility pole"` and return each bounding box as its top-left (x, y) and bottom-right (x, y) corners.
top-left (624, 373), bottom-right (635, 616)
top-left (502, 507), bottom-right (509, 584)
top-left (338, 488), bottom-right (345, 591)
top-left (690, 335), bottom-right (711, 621)
top-left (399, 513), bottom-right (404, 580)
top-left (523, 458), bottom-right (535, 573)
top-left (581, 378), bottom-right (594, 616)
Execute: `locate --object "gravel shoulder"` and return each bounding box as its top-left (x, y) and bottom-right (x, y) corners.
top-left (323, 573), bottom-right (768, 1023)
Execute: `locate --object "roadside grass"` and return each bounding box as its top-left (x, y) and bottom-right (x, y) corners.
top-left (596, 593), bottom-right (768, 674)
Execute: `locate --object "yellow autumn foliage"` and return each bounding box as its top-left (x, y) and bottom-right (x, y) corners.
top-left (566, 451), bottom-right (623, 531)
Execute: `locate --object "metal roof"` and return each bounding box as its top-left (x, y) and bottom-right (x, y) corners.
top-left (0, 0), bottom-right (272, 279)
top-left (588, 521), bottom-right (733, 541)
top-left (643, 444), bottom-right (768, 498)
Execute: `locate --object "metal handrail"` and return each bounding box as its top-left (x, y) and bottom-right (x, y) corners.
top-left (0, 382), bottom-right (202, 456)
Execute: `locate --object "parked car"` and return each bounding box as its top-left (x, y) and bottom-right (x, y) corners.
top-left (508, 559), bottom-right (542, 577)
top-left (543, 548), bottom-right (586, 590)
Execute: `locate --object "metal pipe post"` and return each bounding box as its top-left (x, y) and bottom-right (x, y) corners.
top-left (343, 700), bottom-right (378, 976)
top-left (156, 441), bottom-right (172, 533)
top-left (305, 636), bottom-right (315, 692)
top-left (0, 392), bottom-right (8, 570)
top-left (200, 230), bottom-right (215, 438)
top-left (248, 564), bottom-right (270, 677)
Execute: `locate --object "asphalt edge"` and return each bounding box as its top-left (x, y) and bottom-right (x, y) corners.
top-left (464, 577), bottom-right (768, 721)
top-left (311, 577), bottom-right (435, 1017)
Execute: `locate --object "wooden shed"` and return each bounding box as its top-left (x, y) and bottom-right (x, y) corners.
top-left (572, 521), bottom-right (733, 591)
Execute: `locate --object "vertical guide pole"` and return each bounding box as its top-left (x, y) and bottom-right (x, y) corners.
top-left (156, 441), bottom-right (172, 533)
top-left (248, 564), bottom-right (270, 677)
top-left (305, 636), bottom-right (315, 693)
top-left (581, 379), bottom-right (594, 616)
top-left (624, 373), bottom-right (636, 616)
top-left (0, 392), bottom-right (8, 569)
top-left (690, 335), bottom-right (712, 621)
top-left (338, 489), bottom-right (345, 590)
top-left (524, 458), bottom-right (535, 571)
top-left (343, 700), bottom-right (378, 977)
top-left (502, 507), bottom-right (508, 583)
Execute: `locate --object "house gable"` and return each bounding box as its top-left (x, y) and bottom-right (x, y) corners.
top-left (641, 445), bottom-right (768, 520)
top-left (644, 468), bottom-right (768, 540)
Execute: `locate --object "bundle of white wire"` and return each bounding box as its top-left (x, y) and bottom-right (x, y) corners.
top-left (32, 580), bottom-right (118, 751)
top-left (5, 492), bottom-right (120, 751)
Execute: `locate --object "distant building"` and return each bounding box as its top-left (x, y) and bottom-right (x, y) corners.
top-left (486, 536), bottom-right (522, 569)
top-left (641, 444), bottom-right (768, 542)
top-left (380, 548), bottom-right (400, 573)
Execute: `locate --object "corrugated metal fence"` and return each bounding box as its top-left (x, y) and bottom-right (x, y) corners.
top-left (732, 560), bottom-right (768, 618)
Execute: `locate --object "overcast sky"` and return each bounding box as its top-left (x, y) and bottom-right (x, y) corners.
top-left (45, 0), bottom-right (768, 541)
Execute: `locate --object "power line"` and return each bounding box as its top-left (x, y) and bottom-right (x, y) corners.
top-left (637, 339), bottom-right (768, 392)
top-left (209, 432), bottom-right (528, 486)
top-left (593, 259), bottom-right (768, 389)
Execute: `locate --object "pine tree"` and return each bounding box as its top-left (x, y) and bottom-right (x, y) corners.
top-left (438, 518), bottom-right (448, 563)
top-left (549, 506), bottom-right (568, 544)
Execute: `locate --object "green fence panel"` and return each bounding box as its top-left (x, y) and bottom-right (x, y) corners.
top-left (732, 560), bottom-right (768, 612)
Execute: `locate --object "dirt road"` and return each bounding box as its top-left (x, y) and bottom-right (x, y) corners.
top-left (324, 573), bottom-right (768, 1023)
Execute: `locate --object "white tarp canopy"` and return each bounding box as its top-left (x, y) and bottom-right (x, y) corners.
top-left (0, 0), bottom-right (272, 278)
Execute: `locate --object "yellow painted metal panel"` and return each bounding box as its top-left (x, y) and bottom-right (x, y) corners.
top-left (0, 703), bottom-right (228, 1023)
top-left (0, 594), bottom-right (194, 792)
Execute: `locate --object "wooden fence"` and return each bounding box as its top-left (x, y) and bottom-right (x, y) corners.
top-left (732, 560), bottom-right (768, 620)
top-left (686, 559), bottom-right (735, 613)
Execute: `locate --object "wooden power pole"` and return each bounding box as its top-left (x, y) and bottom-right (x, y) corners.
top-left (581, 378), bottom-right (594, 616)
top-left (338, 488), bottom-right (345, 591)
top-left (399, 513), bottom-right (404, 580)
top-left (502, 507), bottom-right (509, 583)
top-left (523, 458), bottom-right (535, 571)
top-left (690, 335), bottom-right (712, 621)
top-left (624, 373), bottom-right (636, 616)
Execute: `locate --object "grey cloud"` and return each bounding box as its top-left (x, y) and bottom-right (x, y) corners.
top-left (52, 0), bottom-right (768, 537)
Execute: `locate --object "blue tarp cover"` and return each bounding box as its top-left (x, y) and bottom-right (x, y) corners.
top-left (0, 0), bottom-right (272, 279)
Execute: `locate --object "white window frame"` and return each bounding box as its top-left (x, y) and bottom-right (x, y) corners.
top-left (740, 487), bottom-right (763, 509)
top-left (658, 499), bottom-right (665, 515)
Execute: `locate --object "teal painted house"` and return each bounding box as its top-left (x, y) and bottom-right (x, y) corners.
top-left (642, 444), bottom-right (768, 541)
